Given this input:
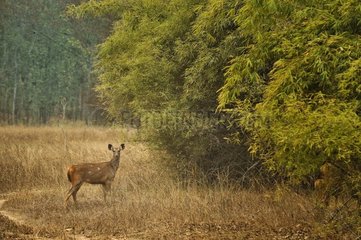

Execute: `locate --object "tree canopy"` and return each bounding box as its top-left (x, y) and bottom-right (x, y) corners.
top-left (218, 0), bottom-right (361, 188)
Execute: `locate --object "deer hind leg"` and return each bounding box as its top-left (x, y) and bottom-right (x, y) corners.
top-left (65, 182), bottom-right (83, 207)
top-left (72, 182), bottom-right (83, 205)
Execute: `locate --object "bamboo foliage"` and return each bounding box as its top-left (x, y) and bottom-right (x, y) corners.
top-left (67, 0), bottom-right (361, 193)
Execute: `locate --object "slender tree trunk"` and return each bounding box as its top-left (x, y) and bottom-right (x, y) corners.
top-left (2, 42), bottom-right (6, 69)
top-left (79, 87), bottom-right (83, 121)
top-left (62, 103), bottom-right (67, 120)
top-left (60, 97), bottom-right (67, 121)
top-left (5, 88), bottom-right (10, 123)
top-left (12, 78), bottom-right (17, 124)
top-left (12, 51), bottom-right (18, 124)
top-left (1, 41), bottom-right (7, 121)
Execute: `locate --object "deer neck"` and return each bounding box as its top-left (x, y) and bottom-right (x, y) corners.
top-left (110, 155), bottom-right (120, 171)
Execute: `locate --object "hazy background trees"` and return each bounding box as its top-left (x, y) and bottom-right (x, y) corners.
top-left (0, 0), bottom-right (110, 124)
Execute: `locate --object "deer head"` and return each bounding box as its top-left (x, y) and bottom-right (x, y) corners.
top-left (108, 143), bottom-right (125, 159)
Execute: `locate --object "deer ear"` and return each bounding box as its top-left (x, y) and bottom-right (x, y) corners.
top-left (108, 144), bottom-right (113, 150)
top-left (120, 143), bottom-right (125, 150)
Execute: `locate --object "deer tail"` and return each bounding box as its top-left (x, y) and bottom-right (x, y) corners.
top-left (67, 166), bottom-right (74, 182)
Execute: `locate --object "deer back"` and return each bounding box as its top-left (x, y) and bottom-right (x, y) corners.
top-left (68, 161), bottom-right (116, 185)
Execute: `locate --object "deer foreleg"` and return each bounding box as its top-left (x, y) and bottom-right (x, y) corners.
top-left (102, 182), bottom-right (112, 203)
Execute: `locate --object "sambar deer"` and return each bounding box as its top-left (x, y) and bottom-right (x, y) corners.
top-left (314, 162), bottom-right (342, 206)
top-left (65, 143), bottom-right (125, 207)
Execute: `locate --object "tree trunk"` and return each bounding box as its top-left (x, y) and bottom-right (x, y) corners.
top-left (79, 87), bottom-right (83, 121)
top-left (12, 52), bottom-right (18, 124)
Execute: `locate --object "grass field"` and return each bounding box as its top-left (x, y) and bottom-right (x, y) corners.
top-left (0, 126), bottom-right (357, 239)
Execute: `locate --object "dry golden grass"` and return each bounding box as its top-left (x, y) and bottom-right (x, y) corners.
top-left (0, 126), bottom-right (322, 239)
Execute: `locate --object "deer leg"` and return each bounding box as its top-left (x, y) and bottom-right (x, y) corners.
top-left (65, 187), bottom-right (74, 206)
top-left (102, 182), bottom-right (112, 203)
top-left (71, 183), bottom-right (83, 206)
top-left (107, 183), bottom-right (112, 202)
top-left (65, 182), bottom-right (82, 207)
top-left (101, 184), bottom-right (106, 202)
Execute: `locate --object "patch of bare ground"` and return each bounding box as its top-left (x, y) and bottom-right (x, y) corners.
top-left (0, 198), bottom-right (96, 240)
top-left (0, 199), bottom-right (33, 239)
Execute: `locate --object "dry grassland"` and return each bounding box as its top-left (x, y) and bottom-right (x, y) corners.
top-left (0, 126), bottom-right (327, 239)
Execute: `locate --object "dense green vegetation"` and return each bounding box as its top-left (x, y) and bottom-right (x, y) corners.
top-left (67, 0), bottom-right (253, 182)
top-left (217, 0), bottom-right (361, 195)
top-left (0, 0), bottom-right (110, 124)
top-left (67, 0), bottom-right (361, 194)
